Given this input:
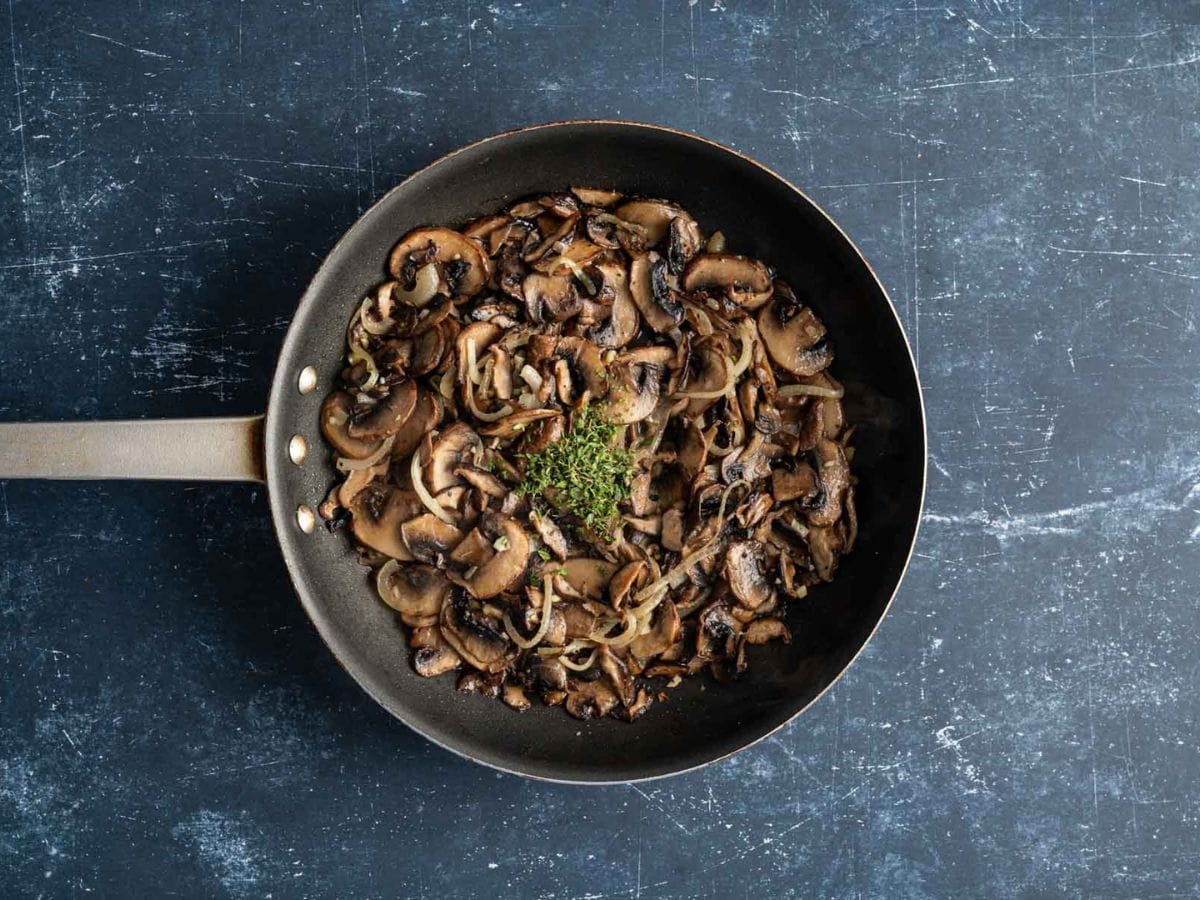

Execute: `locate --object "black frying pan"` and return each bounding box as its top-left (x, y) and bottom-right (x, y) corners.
top-left (0, 121), bottom-right (926, 783)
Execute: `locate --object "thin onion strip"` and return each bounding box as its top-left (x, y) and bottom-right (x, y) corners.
top-left (778, 383), bottom-right (844, 399)
top-left (375, 558), bottom-right (400, 605)
top-left (674, 320), bottom-right (756, 400)
top-left (503, 574), bottom-right (556, 649)
top-left (335, 433), bottom-right (395, 473)
top-left (359, 296), bottom-right (395, 336)
top-left (410, 445), bottom-right (455, 524)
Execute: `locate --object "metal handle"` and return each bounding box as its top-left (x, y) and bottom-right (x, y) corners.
top-left (0, 416), bottom-right (266, 482)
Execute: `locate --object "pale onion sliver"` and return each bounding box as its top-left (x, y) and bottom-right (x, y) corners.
top-left (410, 445), bottom-right (455, 524)
top-left (503, 574), bottom-right (556, 650)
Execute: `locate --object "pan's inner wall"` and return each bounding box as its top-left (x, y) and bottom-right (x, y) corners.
top-left (265, 123), bottom-right (925, 782)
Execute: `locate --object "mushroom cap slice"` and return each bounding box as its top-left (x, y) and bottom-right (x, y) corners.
top-left (564, 679), bottom-right (620, 719)
top-left (806, 525), bottom-right (843, 582)
top-left (522, 272), bottom-right (582, 322)
top-left (390, 388), bottom-right (442, 464)
top-left (612, 199), bottom-right (689, 248)
top-left (413, 642), bottom-right (462, 677)
top-left (461, 514), bottom-right (530, 599)
top-left (743, 618), bottom-right (791, 646)
top-left (348, 486), bottom-right (425, 559)
top-left (478, 407), bottom-right (560, 440)
top-left (630, 600), bottom-right (681, 661)
top-left (439, 590), bottom-right (510, 672)
top-left (347, 379), bottom-right (419, 442)
top-left (424, 423), bottom-right (484, 493)
top-left (629, 253), bottom-right (681, 333)
top-left (757, 283), bottom-right (834, 377)
top-left (558, 558), bottom-right (617, 601)
top-left (587, 262), bottom-right (640, 348)
top-left (320, 390), bottom-right (383, 459)
top-left (529, 509), bottom-right (569, 560)
top-left (667, 215), bottom-right (703, 274)
top-left (400, 513), bottom-right (464, 565)
top-left (682, 254), bottom-right (773, 308)
top-left (601, 359), bottom-right (663, 425)
top-left (571, 186), bottom-right (624, 207)
top-left (807, 438), bottom-right (849, 527)
top-left (380, 563), bottom-right (452, 627)
top-left (724, 540), bottom-right (775, 610)
top-left (388, 227), bottom-right (492, 301)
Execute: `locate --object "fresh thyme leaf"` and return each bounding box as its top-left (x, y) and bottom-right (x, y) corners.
top-left (518, 404), bottom-right (634, 540)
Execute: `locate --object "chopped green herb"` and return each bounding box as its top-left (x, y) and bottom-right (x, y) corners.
top-left (518, 404), bottom-right (634, 539)
top-left (536, 548), bottom-right (551, 562)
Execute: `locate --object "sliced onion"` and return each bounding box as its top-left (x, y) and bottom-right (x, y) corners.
top-left (558, 648), bottom-right (599, 671)
top-left (593, 212), bottom-right (647, 236)
top-left (519, 364), bottom-right (543, 392)
top-left (359, 296), bottom-right (394, 336)
top-left (395, 262), bottom-right (440, 307)
top-left (778, 383), bottom-right (844, 399)
top-left (466, 378), bottom-right (514, 423)
top-left (348, 340), bottom-right (380, 392)
top-left (590, 609), bottom-right (639, 648)
top-left (335, 433), bottom-right (395, 473)
top-left (410, 444), bottom-right (455, 524)
top-left (437, 366), bottom-right (456, 400)
top-left (674, 320), bottom-right (755, 400)
top-left (503, 574), bottom-right (556, 650)
top-left (549, 255), bottom-right (597, 295)
top-left (466, 338), bottom-right (483, 386)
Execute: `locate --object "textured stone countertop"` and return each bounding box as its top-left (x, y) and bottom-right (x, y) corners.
top-left (2, 2), bottom-right (1198, 897)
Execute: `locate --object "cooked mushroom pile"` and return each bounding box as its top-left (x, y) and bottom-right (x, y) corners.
top-left (318, 188), bottom-right (857, 721)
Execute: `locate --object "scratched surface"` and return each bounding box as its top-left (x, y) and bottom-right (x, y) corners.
top-left (2, 1), bottom-right (1199, 897)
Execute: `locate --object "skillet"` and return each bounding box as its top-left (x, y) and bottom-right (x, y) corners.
top-left (0, 121), bottom-right (926, 783)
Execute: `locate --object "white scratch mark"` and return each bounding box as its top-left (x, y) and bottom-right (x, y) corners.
top-left (77, 29), bottom-right (174, 59)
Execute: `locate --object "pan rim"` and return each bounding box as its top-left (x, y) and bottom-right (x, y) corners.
top-left (264, 119), bottom-right (928, 785)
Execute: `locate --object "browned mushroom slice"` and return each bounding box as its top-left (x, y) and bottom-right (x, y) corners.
top-left (520, 413), bottom-right (564, 455)
top-left (348, 486), bottom-right (426, 559)
top-left (554, 337), bottom-right (609, 398)
top-left (455, 320), bottom-right (502, 382)
top-left (596, 646), bottom-right (635, 706)
top-left (413, 642), bottom-right (462, 678)
top-left (400, 513), bottom-right (464, 565)
top-left (676, 419), bottom-right (709, 480)
top-left (529, 509), bottom-right (569, 560)
top-left (564, 679), bottom-right (620, 719)
top-left (462, 214), bottom-right (511, 242)
top-left (587, 261), bottom-right (640, 348)
top-left (612, 199), bottom-right (688, 248)
top-left (724, 540), bottom-right (775, 610)
top-left (661, 508), bottom-right (685, 552)
top-left (536, 239), bottom-right (605, 277)
top-left (629, 253), bottom-right (682, 333)
top-left (743, 618), bottom-right (791, 645)
top-left (523, 272), bottom-right (582, 322)
top-left (757, 282), bottom-right (833, 377)
top-left (808, 438), bottom-right (849, 527)
top-left (501, 682), bottom-right (532, 710)
top-left (807, 525), bottom-right (843, 582)
top-left (696, 600), bottom-right (741, 660)
top-left (460, 515), bottom-right (529, 599)
top-left (771, 462), bottom-right (819, 503)
top-left (320, 391), bottom-right (383, 459)
top-left (681, 340), bottom-right (731, 418)
top-left (608, 560), bottom-right (647, 610)
top-left (601, 359), bottom-right (663, 425)
top-left (478, 408), bottom-right (560, 441)
top-left (720, 436), bottom-right (772, 485)
top-left (379, 563), bottom-right (452, 627)
top-left (618, 688), bottom-right (655, 721)
top-left (454, 465), bottom-right (508, 500)
top-left (388, 227), bottom-right (492, 301)
top-left (526, 656), bottom-right (569, 693)
top-left (424, 423), bottom-right (484, 493)
top-left (347, 379), bottom-right (418, 441)
top-left (524, 213), bottom-right (579, 264)
top-left (439, 590), bottom-right (510, 672)
top-left (390, 388), bottom-right (442, 463)
top-left (558, 601), bottom-right (598, 640)
top-left (682, 254), bottom-right (773, 308)
top-left (630, 600), bottom-right (681, 662)
top-left (667, 215), bottom-right (703, 274)
top-left (448, 527), bottom-right (495, 568)
top-left (571, 186), bottom-right (624, 207)
top-left (558, 558), bottom-right (617, 601)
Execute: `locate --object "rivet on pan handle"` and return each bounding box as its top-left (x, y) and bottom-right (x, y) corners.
top-left (0, 416), bottom-right (266, 483)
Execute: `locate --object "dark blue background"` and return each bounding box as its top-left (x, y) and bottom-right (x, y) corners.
top-left (3, 1), bottom-right (1199, 896)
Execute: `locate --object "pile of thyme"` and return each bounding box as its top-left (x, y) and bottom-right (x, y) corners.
top-left (518, 404), bottom-right (634, 539)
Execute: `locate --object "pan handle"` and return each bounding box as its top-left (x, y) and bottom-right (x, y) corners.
top-left (0, 416), bottom-right (266, 483)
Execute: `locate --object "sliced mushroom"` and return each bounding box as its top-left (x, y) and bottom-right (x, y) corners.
top-left (454, 465), bottom-right (508, 500)
top-left (807, 525), bottom-right (843, 582)
top-left (612, 199), bottom-right (688, 248)
top-left (808, 438), bottom-right (849, 527)
top-left (478, 407), bottom-right (560, 441)
top-left (558, 558), bottom-right (617, 601)
top-left (724, 540), bottom-right (774, 610)
top-left (743, 618), bottom-right (791, 645)
top-left (601, 359), bottom-right (662, 425)
top-left (629, 600), bottom-right (681, 661)
top-left (523, 272), bottom-right (582, 322)
top-left (502, 682), bottom-right (531, 710)
top-left (380, 563), bottom-right (452, 627)
top-left (565, 679), bottom-right (620, 719)
top-left (596, 646), bottom-right (635, 706)
top-left (348, 486), bottom-right (425, 559)
top-left (608, 560), bottom-right (647, 610)
top-left (400, 513), bottom-right (464, 565)
top-left (347, 380), bottom-right (419, 441)
top-left (448, 527), bottom-right (495, 568)
top-left (677, 419), bottom-right (709, 479)
top-left (320, 391), bottom-right (382, 459)
top-left (571, 186), bottom-right (624, 207)
top-left (757, 282), bottom-right (833, 376)
top-left (629, 252), bottom-right (682, 333)
top-left (695, 600), bottom-right (740, 659)
top-left (388, 227), bottom-right (492, 301)
top-left (524, 213), bottom-right (579, 264)
top-left (520, 413), bottom-right (564, 455)
top-left (667, 215), bottom-right (703, 274)
top-left (413, 642), bottom-right (462, 677)
top-left (529, 509), bottom-right (569, 560)
top-left (586, 261), bottom-right (640, 348)
top-left (558, 601), bottom-right (598, 640)
top-left (461, 514), bottom-right (529, 599)
top-left (439, 590), bottom-right (510, 672)
top-left (526, 656), bottom-right (569, 693)
top-left (391, 388), bottom-right (442, 463)
top-left (682, 254), bottom-right (773, 308)
top-left (771, 462), bottom-right (819, 504)
top-left (424, 423), bottom-right (484, 493)
top-left (661, 508), bottom-right (685, 552)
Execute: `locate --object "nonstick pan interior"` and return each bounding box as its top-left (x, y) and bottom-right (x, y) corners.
top-left (264, 121), bottom-right (926, 783)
